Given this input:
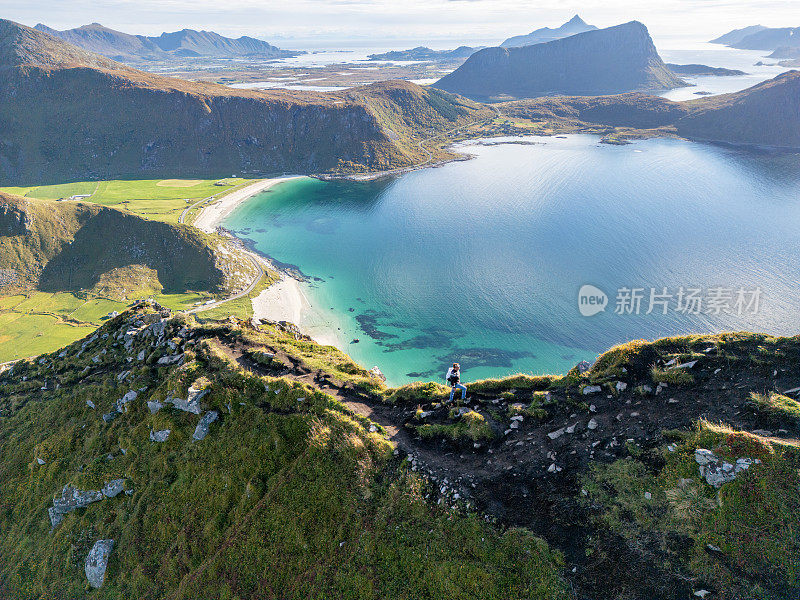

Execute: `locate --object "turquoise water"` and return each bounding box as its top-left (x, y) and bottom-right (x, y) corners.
top-left (224, 135), bottom-right (800, 385)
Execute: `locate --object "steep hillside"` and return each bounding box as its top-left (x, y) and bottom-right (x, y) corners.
top-left (0, 192), bottom-right (247, 295)
top-left (501, 14), bottom-right (597, 48)
top-left (434, 21), bottom-right (686, 100)
top-left (0, 304), bottom-right (566, 599)
top-left (0, 304), bottom-right (798, 599)
top-left (677, 70), bottom-right (800, 147)
top-left (0, 20), bottom-right (489, 183)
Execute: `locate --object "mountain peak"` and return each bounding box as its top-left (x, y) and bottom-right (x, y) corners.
top-left (0, 18), bottom-right (124, 70)
top-left (567, 15), bottom-right (588, 25)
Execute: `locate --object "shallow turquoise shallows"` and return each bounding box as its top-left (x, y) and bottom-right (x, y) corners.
top-left (224, 135), bottom-right (800, 385)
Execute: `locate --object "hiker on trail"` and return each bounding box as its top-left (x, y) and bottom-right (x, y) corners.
top-left (446, 362), bottom-right (467, 403)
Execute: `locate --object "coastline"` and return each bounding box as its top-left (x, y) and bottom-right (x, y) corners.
top-left (193, 175), bottom-right (305, 233)
top-left (192, 174), bottom-right (346, 348)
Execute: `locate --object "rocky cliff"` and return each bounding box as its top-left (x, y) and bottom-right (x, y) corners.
top-left (434, 21), bottom-right (686, 100)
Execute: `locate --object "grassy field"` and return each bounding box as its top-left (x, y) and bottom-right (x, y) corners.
top-left (0, 290), bottom-right (218, 362)
top-left (0, 178), bottom-right (253, 224)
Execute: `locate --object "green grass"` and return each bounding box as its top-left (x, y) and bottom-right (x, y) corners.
top-left (651, 366), bottom-right (695, 386)
top-left (750, 391), bottom-right (800, 421)
top-left (1, 178), bottom-right (252, 224)
top-left (583, 420), bottom-right (800, 598)
top-left (0, 311), bottom-right (95, 361)
top-left (0, 307), bottom-right (566, 599)
top-left (416, 410), bottom-right (494, 443)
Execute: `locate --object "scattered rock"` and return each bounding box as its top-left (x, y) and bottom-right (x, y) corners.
top-left (86, 399), bottom-right (95, 409)
top-left (615, 381), bottom-right (628, 392)
top-left (168, 396), bottom-right (201, 414)
top-left (102, 411), bottom-right (118, 423)
top-left (115, 390), bottom-right (137, 413)
top-left (192, 411), bottom-right (219, 442)
top-left (575, 361), bottom-right (591, 374)
top-left (547, 428), bottom-right (565, 439)
top-left (147, 400), bottom-right (163, 414)
top-left (85, 539), bottom-right (114, 589)
top-left (587, 418), bottom-right (599, 430)
top-left (36, 457), bottom-right (46, 465)
top-left (582, 385), bottom-right (602, 395)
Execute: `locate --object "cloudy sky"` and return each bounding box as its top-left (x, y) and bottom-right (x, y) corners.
top-left (3, 0), bottom-right (799, 47)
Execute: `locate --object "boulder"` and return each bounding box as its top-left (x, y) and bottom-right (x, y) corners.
top-left (48, 485), bottom-right (104, 527)
top-left (576, 360), bottom-right (591, 374)
top-left (369, 366), bottom-right (387, 382)
top-left (86, 399), bottom-right (95, 409)
top-left (150, 429), bottom-right (171, 443)
top-left (115, 390), bottom-right (137, 413)
top-left (147, 400), bottom-right (164, 414)
top-left (193, 411), bottom-right (219, 442)
top-left (587, 418), bottom-right (599, 430)
top-left (615, 381), bottom-right (627, 392)
top-left (168, 396), bottom-right (202, 414)
top-left (547, 428), bottom-right (565, 439)
top-left (85, 539), bottom-right (114, 588)
top-left (582, 385), bottom-right (602, 395)
top-left (694, 448), bottom-right (761, 488)
top-left (157, 354), bottom-right (184, 365)
top-left (102, 411), bottom-right (118, 423)
top-left (101, 479), bottom-right (126, 498)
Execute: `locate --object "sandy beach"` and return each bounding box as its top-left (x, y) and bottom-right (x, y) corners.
top-left (193, 175), bottom-right (304, 233)
top-left (191, 174), bottom-right (343, 347)
top-left (251, 275), bottom-right (344, 347)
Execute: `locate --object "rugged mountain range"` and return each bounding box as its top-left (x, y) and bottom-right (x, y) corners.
top-left (434, 21), bottom-right (686, 100)
top-left (33, 22), bottom-right (299, 62)
top-left (501, 14), bottom-right (597, 48)
top-left (711, 24), bottom-right (800, 53)
top-left (0, 19), bottom-right (491, 184)
top-left (499, 69), bottom-right (800, 148)
top-left (368, 45), bottom-right (480, 61)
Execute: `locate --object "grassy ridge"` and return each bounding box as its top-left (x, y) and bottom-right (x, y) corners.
top-left (0, 307), bottom-right (566, 599)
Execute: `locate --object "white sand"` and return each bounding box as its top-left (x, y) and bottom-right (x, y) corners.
top-left (193, 176), bottom-right (304, 233)
top-left (252, 275), bottom-right (343, 347)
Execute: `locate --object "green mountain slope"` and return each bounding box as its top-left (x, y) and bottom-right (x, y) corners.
top-left (0, 192), bottom-right (247, 295)
top-left (0, 19), bottom-right (490, 184)
top-left (0, 305), bottom-right (798, 598)
top-left (0, 304), bottom-right (566, 599)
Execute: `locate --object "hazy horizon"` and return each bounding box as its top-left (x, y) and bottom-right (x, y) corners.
top-left (5, 0), bottom-right (800, 49)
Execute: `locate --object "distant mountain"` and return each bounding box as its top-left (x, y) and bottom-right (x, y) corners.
top-left (710, 25), bottom-right (768, 45)
top-left (368, 46), bottom-right (480, 61)
top-left (147, 28), bottom-right (296, 59)
top-left (676, 70), bottom-right (800, 147)
top-left (666, 63), bottom-right (746, 76)
top-left (434, 21), bottom-right (686, 100)
top-left (0, 19), bottom-right (491, 183)
top-left (33, 22), bottom-right (299, 62)
top-left (33, 23), bottom-right (169, 62)
top-left (501, 14), bottom-right (597, 48)
top-left (769, 46), bottom-right (800, 59)
top-left (710, 25), bottom-right (800, 52)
